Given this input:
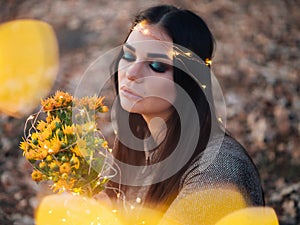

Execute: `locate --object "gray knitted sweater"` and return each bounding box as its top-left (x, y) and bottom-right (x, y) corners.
top-left (178, 134), bottom-right (264, 206)
top-left (114, 135), bottom-right (264, 224)
top-left (122, 134), bottom-right (264, 206)
top-left (159, 135), bottom-right (265, 224)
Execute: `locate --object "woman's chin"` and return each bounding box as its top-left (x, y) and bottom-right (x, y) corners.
top-left (120, 100), bottom-right (143, 114)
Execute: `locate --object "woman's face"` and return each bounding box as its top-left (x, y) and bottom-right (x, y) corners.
top-left (118, 23), bottom-right (176, 121)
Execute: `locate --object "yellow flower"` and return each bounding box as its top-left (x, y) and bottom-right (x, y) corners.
top-left (36, 120), bottom-right (47, 131)
top-left (51, 143), bottom-right (61, 154)
top-left (19, 140), bottom-right (29, 151)
top-left (48, 135), bottom-right (61, 154)
top-left (56, 91), bottom-right (72, 102)
top-left (49, 117), bottom-right (61, 130)
top-left (74, 138), bottom-right (89, 157)
top-left (71, 145), bottom-right (82, 157)
top-left (48, 121), bottom-right (56, 131)
top-left (42, 140), bottom-right (50, 150)
top-left (79, 147), bottom-right (89, 158)
top-left (61, 173), bottom-right (69, 179)
top-left (60, 163), bottom-right (71, 174)
top-left (31, 170), bottom-right (43, 182)
top-left (75, 124), bottom-right (82, 135)
top-left (41, 98), bottom-right (55, 111)
top-left (24, 150), bottom-right (35, 160)
top-left (62, 125), bottom-right (74, 135)
top-left (49, 161), bottom-right (59, 171)
top-left (45, 155), bottom-right (53, 162)
top-left (92, 96), bottom-right (103, 108)
top-left (31, 132), bottom-right (40, 141)
top-left (39, 161), bottom-right (47, 169)
top-left (53, 91), bottom-right (73, 108)
top-left (75, 95), bottom-right (109, 112)
top-left (101, 105), bottom-right (109, 113)
top-left (70, 155), bottom-right (80, 169)
top-left (91, 96), bottom-right (105, 110)
top-left (51, 178), bottom-right (75, 193)
top-left (41, 91), bottom-right (73, 111)
top-left (82, 121), bottom-right (96, 133)
top-left (72, 187), bottom-right (83, 195)
top-left (41, 127), bottom-right (52, 140)
top-left (74, 96), bottom-right (96, 109)
top-left (77, 137), bottom-right (87, 149)
top-left (34, 147), bottom-right (48, 160)
top-left (101, 140), bottom-right (108, 149)
top-left (46, 115), bottom-right (52, 123)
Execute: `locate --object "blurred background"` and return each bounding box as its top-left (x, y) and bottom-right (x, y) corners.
top-left (0, 0), bottom-right (299, 224)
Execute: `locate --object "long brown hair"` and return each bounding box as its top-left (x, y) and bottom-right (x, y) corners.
top-left (107, 4), bottom-right (219, 210)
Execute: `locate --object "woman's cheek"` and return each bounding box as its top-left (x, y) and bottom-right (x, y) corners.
top-left (117, 69), bottom-right (126, 91)
top-left (144, 77), bottom-right (176, 104)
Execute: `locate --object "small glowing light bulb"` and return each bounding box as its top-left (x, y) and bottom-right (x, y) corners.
top-left (28, 115), bottom-right (35, 120)
top-left (172, 51), bottom-right (179, 56)
top-left (205, 58), bottom-right (212, 66)
top-left (185, 52), bottom-right (191, 57)
top-left (136, 197), bottom-right (142, 203)
top-left (143, 29), bottom-right (149, 35)
top-left (218, 117), bottom-right (223, 124)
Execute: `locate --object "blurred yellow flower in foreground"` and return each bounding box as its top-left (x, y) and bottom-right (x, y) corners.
top-left (215, 207), bottom-right (279, 225)
top-left (0, 19), bottom-right (59, 118)
top-left (35, 190), bottom-right (279, 225)
top-left (36, 194), bottom-right (123, 225)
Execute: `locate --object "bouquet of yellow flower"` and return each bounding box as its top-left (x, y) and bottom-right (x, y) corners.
top-left (19, 91), bottom-right (112, 197)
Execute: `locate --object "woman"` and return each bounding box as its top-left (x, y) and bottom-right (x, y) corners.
top-left (106, 4), bottom-right (264, 223)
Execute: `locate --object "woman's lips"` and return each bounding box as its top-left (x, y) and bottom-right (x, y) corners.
top-left (120, 86), bottom-right (143, 101)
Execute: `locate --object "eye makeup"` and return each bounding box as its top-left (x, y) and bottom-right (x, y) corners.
top-left (121, 50), bottom-right (136, 62)
top-left (149, 61), bottom-right (170, 73)
top-left (121, 44), bottom-right (172, 73)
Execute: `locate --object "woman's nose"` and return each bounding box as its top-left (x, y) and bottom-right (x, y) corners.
top-left (125, 61), bottom-right (144, 81)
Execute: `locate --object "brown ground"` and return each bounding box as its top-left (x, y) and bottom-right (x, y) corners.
top-left (0, 0), bottom-right (299, 224)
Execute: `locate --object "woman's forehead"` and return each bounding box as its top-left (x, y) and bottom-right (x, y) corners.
top-left (131, 22), bottom-right (172, 41)
top-left (127, 23), bottom-right (171, 50)
top-left (125, 27), bottom-right (173, 59)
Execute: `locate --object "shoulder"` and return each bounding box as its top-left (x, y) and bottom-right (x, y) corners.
top-left (182, 134), bottom-right (254, 178)
top-left (180, 134), bottom-right (264, 205)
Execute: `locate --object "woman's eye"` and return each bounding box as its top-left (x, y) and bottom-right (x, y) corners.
top-left (122, 51), bottom-right (136, 62)
top-left (149, 61), bottom-right (169, 73)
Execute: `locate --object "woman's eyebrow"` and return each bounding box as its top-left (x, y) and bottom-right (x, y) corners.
top-left (124, 43), bottom-right (171, 60)
top-left (147, 53), bottom-right (171, 60)
top-left (124, 43), bottom-right (135, 52)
